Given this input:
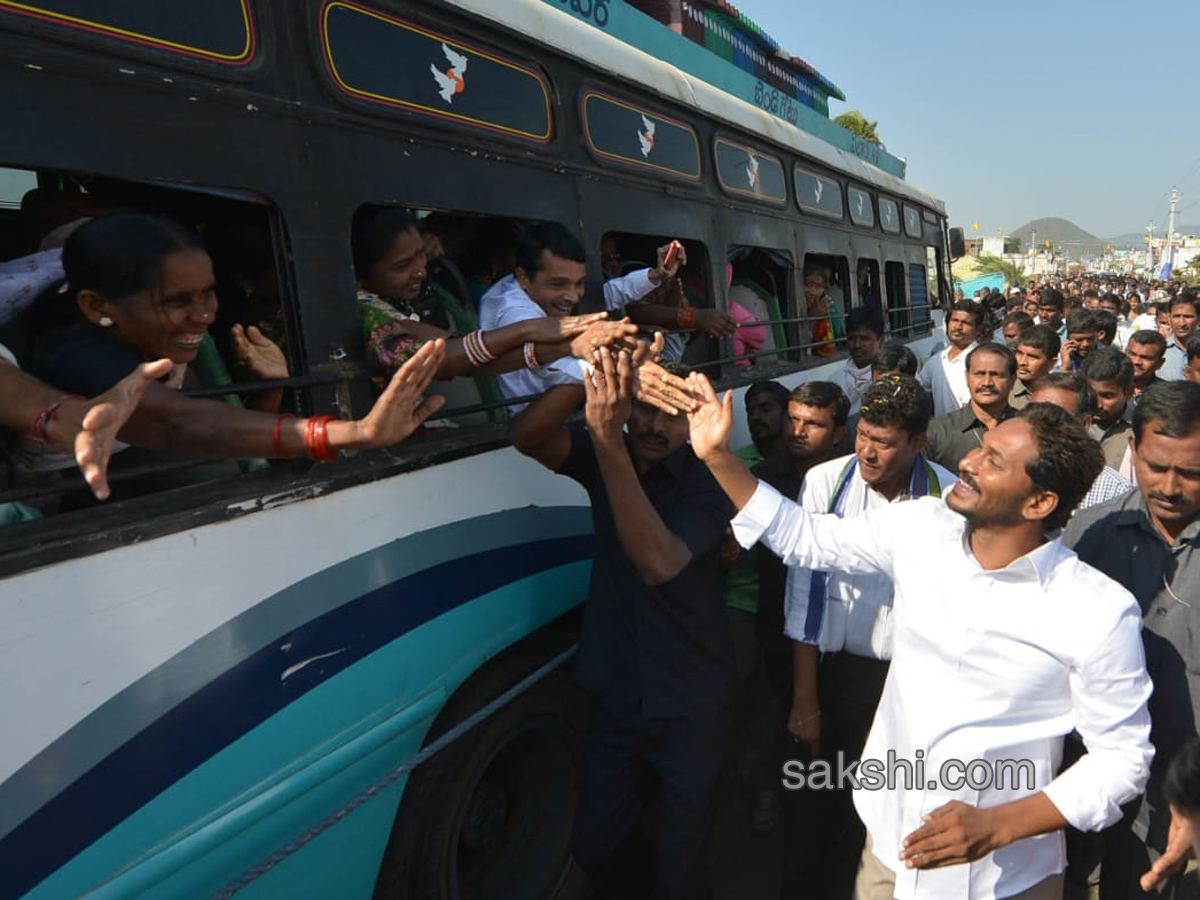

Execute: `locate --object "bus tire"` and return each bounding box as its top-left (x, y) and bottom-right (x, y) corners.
top-left (373, 644), bottom-right (593, 900)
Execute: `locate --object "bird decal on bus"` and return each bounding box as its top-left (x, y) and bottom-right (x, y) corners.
top-left (746, 153), bottom-right (760, 193)
top-left (431, 43), bottom-right (468, 104)
top-left (638, 114), bottom-right (656, 157)
top-left (813, 176), bottom-right (824, 206)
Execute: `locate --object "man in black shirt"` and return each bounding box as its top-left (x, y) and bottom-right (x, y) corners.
top-left (509, 347), bottom-right (734, 900)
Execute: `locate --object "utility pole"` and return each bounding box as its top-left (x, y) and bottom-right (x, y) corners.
top-left (1164, 187), bottom-right (1181, 276)
top-left (1146, 221), bottom-right (1156, 272)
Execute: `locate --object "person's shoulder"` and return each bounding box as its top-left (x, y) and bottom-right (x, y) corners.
top-left (1062, 488), bottom-right (1142, 548)
top-left (808, 452), bottom-right (856, 485)
top-left (927, 459), bottom-right (958, 489)
top-left (1047, 541), bottom-right (1141, 619)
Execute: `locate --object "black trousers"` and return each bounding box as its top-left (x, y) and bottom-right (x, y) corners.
top-left (572, 699), bottom-right (735, 900)
top-left (781, 651), bottom-right (890, 900)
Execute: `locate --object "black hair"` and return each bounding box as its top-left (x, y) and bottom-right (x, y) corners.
top-left (1092, 310), bottom-right (1119, 344)
top-left (1032, 371), bottom-right (1098, 418)
top-left (350, 207), bottom-right (421, 281)
top-left (1165, 739), bottom-right (1200, 816)
top-left (745, 379), bottom-right (791, 409)
top-left (845, 305), bottom-right (884, 337)
top-left (789, 380), bottom-right (850, 427)
top-left (949, 299), bottom-right (985, 329)
top-left (1066, 308), bottom-right (1098, 335)
top-left (1017, 324), bottom-right (1061, 359)
top-left (870, 343), bottom-right (918, 376)
top-left (1189, 334), bottom-right (1200, 364)
top-left (1134, 381), bottom-right (1200, 445)
top-left (514, 221), bottom-right (586, 279)
top-left (1017, 402), bottom-right (1105, 531)
top-left (859, 374), bottom-right (931, 437)
top-left (1002, 311), bottom-right (1035, 331)
top-left (1127, 329), bottom-right (1167, 356)
top-left (63, 212), bottom-right (204, 304)
top-left (966, 341), bottom-right (1017, 378)
top-left (1082, 347), bottom-right (1134, 390)
top-left (1038, 289), bottom-right (1065, 312)
top-left (1169, 293), bottom-right (1198, 313)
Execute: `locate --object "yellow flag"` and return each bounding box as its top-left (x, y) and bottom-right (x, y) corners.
top-left (971, 223), bottom-right (979, 231)
top-left (997, 228), bottom-right (1004, 235)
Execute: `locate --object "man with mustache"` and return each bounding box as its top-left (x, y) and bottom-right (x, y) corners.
top-left (508, 347), bottom-right (733, 900)
top-left (781, 375), bottom-right (954, 898)
top-left (683, 372), bottom-right (1153, 900)
top-left (918, 300), bottom-right (983, 418)
top-left (923, 343), bottom-right (1017, 476)
top-left (1065, 381), bottom-right (1200, 899)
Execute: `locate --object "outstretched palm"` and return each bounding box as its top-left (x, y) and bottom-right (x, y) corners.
top-left (684, 372), bottom-right (733, 460)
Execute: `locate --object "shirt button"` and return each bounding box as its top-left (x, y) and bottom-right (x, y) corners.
top-left (1156, 608), bottom-right (1168, 617)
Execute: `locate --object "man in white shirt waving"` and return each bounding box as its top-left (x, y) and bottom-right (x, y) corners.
top-left (919, 300), bottom-right (984, 417)
top-left (683, 375), bottom-right (1153, 900)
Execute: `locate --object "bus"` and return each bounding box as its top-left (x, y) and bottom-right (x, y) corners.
top-left (0, 1), bottom-right (953, 899)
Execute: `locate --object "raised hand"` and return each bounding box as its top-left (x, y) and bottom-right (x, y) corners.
top-left (523, 312), bottom-right (610, 345)
top-left (634, 359), bottom-right (696, 416)
top-left (583, 346), bottom-right (634, 446)
top-left (694, 308), bottom-right (738, 338)
top-left (353, 339), bottom-right (447, 447)
top-left (66, 358), bottom-right (174, 499)
top-left (567, 317), bottom-right (639, 359)
top-left (654, 240), bottom-right (687, 281)
top-left (231, 324), bottom-right (290, 380)
top-left (684, 372), bottom-right (734, 460)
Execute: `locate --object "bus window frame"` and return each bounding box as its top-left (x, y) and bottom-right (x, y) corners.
top-left (793, 165), bottom-right (844, 221)
top-left (579, 87), bottom-right (703, 184)
top-left (315, 0), bottom-right (556, 147)
top-left (0, 0), bottom-right (270, 77)
top-left (712, 135), bottom-right (788, 207)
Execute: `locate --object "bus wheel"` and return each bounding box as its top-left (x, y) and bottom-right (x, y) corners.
top-left (373, 666), bottom-right (592, 900)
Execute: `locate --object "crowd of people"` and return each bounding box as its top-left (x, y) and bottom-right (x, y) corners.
top-left (4, 199), bottom-right (1200, 900)
top-left (505, 271), bottom-right (1200, 900)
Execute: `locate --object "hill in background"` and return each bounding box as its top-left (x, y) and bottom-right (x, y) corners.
top-left (1010, 218), bottom-right (1103, 259)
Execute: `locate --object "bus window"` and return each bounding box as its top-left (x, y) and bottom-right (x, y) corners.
top-left (727, 245), bottom-right (794, 370)
top-left (802, 253), bottom-right (850, 361)
top-left (884, 260), bottom-right (909, 336)
top-left (926, 245), bottom-right (943, 313)
top-left (598, 231), bottom-right (712, 368)
top-left (857, 258), bottom-right (881, 313)
top-left (0, 166), bottom-right (37, 258)
top-left (910, 262), bottom-right (934, 336)
top-left (0, 166), bottom-right (297, 510)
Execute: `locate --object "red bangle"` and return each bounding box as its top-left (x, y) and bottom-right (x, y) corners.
top-left (28, 394), bottom-right (85, 445)
top-left (304, 415), bottom-right (339, 462)
top-left (272, 414), bottom-right (295, 459)
top-left (677, 306), bottom-right (696, 329)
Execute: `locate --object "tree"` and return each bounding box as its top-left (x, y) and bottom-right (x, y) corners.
top-left (834, 110), bottom-right (884, 148)
top-left (976, 253), bottom-right (1026, 288)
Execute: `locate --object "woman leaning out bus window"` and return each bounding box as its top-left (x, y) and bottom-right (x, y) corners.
top-left (24, 213), bottom-right (449, 463)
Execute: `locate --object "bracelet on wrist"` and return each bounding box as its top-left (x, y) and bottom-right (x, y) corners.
top-left (462, 330), bottom-right (496, 367)
top-left (677, 305), bottom-right (696, 330)
top-left (523, 341), bottom-right (541, 370)
top-left (272, 414), bottom-right (295, 459)
top-left (304, 415), bottom-right (339, 462)
top-left (28, 394), bottom-right (85, 445)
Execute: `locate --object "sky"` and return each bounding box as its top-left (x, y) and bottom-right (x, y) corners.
top-left (731, 0), bottom-right (1200, 241)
